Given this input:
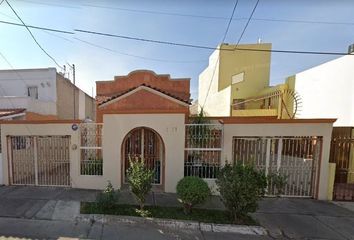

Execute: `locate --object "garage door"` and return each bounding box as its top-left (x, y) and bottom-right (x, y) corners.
top-left (8, 135), bottom-right (71, 187)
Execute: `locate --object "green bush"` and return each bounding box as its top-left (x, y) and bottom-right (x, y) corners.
top-left (176, 176), bottom-right (210, 214)
top-left (127, 156), bottom-right (154, 210)
top-left (96, 181), bottom-right (119, 210)
top-left (216, 163), bottom-right (267, 222)
top-left (267, 171), bottom-right (288, 196)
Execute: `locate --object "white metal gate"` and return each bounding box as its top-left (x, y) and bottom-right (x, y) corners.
top-left (233, 136), bottom-right (322, 197)
top-left (8, 135), bottom-right (71, 186)
top-left (184, 124), bottom-right (223, 179)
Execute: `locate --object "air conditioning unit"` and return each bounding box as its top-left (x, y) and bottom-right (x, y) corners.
top-left (348, 44), bottom-right (354, 54)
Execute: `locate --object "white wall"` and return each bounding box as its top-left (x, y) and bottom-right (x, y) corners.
top-left (294, 55), bottom-right (354, 126)
top-left (0, 68), bottom-right (57, 102)
top-left (0, 97), bottom-right (56, 115)
top-left (198, 49), bottom-right (231, 116)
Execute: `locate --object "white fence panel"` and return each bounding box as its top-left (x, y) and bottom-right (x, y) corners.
top-left (184, 124), bottom-right (223, 179)
top-left (233, 136), bottom-right (322, 197)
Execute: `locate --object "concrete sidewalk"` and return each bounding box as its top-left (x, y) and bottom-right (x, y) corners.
top-left (1, 186), bottom-right (354, 239)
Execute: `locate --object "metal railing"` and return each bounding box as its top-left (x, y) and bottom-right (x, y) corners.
top-left (232, 136), bottom-right (322, 197)
top-left (185, 124), bottom-right (223, 179)
top-left (330, 137), bottom-right (354, 200)
top-left (79, 123), bottom-right (103, 176)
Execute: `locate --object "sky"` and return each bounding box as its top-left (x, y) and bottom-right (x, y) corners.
top-left (0, 0), bottom-right (353, 100)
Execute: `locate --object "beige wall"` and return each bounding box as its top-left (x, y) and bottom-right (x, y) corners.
top-left (0, 120), bottom-right (333, 200)
top-left (221, 122), bottom-right (333, 200)
top-left (0, 123), bottom-right (106, 189)
top-left (198, 43), bottom-right (272, 117)
top-left (219, 43), bottom-right (272, 100)
top-left (85, 93), bottom-right (96, 121)
top-left (102, 113), bottom-right (185, 192)
top-left (56, 75), bottom-right (79, 120)
top-left (56, 75), bottom-right (95, 120)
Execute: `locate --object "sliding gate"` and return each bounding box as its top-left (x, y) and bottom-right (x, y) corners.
top-left (233, 136), bottom-right (322, 197)
top-left (8, 135), bottom-right (71, 186)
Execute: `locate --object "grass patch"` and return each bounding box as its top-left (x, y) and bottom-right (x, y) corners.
top-left (80, 202), bottom-right (257, 225)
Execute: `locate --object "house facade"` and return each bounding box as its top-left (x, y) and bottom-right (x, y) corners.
top-left (0, 68), bottom-right (95, 121)
top-left (0, 70), bottom-right (337, 201)
top-left (198, 43), bottom-right (296, 119)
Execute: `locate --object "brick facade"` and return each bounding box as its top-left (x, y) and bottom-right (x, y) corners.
top-left (96, 70), bottom-right (191, 122)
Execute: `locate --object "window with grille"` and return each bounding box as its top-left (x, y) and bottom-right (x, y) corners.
top-left (184, 124), bottom-right (223, 179)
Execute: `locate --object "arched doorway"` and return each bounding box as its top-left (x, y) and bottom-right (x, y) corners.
top-left (122, 127), bottom-right (164, 188)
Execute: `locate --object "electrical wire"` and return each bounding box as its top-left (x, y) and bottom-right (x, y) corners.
top-left (0, 19), bottom-right (74, 34)
top-left (74, 29), bottom-right (352, 56)
top-left (5, 0), bottom-right (64, 70)
top-left (17, 0), bottom-right (354, 26)
top-left (201, 0), bottom-right (239, 108)
top-left (0, 17), bottom-right (351, 56)
top-left (74, 37), bottom-right (206, 63)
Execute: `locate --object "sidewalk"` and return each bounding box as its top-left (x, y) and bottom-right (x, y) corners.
top-left (1, 186), bottom-right (354, 239)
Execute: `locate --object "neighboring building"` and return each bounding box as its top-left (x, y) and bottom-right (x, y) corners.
top-left (0, 68), bottom-right (95, 120)
top-left (287, 53), bottom-right (354, 127)
top-left (198, 43), bottom-right (297, 119)
top-left (96, 70), bottom-right (190, 122)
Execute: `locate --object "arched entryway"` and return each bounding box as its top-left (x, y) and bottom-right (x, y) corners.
top-left (122, 127), bottom-right (164, 189)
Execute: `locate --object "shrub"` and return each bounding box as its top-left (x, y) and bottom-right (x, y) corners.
top-left (127, 156), bottom-right (154, 210)
top-left (216, 163), bottom-right (267, 222)
top-left (96, 181), bottom-right (119, 210)
top-left (176, 176), bottom-right (210, 214)
top-left (267, 171), bottom-right (288, 196)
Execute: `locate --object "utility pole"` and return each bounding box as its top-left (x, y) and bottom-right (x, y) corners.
top-left (92, 86), bottom-right (95, 121)
top-left (72, 64), bottom-right (76, 120)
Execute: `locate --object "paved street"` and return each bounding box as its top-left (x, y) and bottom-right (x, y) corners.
top-left (0, 186), bottom-right (354, 239)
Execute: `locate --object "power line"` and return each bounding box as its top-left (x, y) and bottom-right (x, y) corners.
top-left (202, 0), bottom-right (239, 109)
top-left (235, 0), bottom-right (259, 46)
top-left (0, 10), bottom-right (352, 57)
top-left (0, 19), bottom-right (74, 34)
top-left (203, 0), bottom-right (260, 109)
top-left (4, 0), bottom-right (64, 70)
top-left (21, 0), bottom-right (354, 26)
top-left (74, 29), bottom-right (215, 51)
top-left (74, 37), bottom-right (206, 63)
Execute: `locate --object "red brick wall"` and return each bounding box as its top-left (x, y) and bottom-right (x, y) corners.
top-left (96, 70), bottom-right (190, 122)
top-left (96, 89), bottom-right (189, 122)
top-left (96, 70), bottom-right (190, 103)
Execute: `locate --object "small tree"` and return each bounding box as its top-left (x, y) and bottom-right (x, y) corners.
top-left (216, 163), bottom-right (267, 222)
top-left (96, 181), bottom-right (119, 210)
top-left (176, 176), bottom-right (210, 214)
top-left (127, 156), bottom-right (154, 210)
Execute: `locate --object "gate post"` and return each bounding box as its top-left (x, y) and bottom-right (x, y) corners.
top-left (33, 137), bottom-right (38, 186)
top-left (265, 138), bottom-right (271, 176)
top-left (277, 138), bottom-right (283, 171)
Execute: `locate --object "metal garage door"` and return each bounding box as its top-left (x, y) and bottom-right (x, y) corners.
top-left (8, 135), bottom-right (71, 187)
top-left (233, 136), bottom-right (322, 198)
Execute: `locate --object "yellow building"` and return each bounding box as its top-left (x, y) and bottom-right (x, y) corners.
top-left (198, 43), bottom-right (297, 119)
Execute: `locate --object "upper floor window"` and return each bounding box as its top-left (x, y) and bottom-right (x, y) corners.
top-left (27, 86), bottom-right (38, 99)
top-left (232, 72), bottom-right (244, 85)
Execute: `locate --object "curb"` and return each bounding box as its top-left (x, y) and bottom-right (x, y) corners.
top-left (76, 214), bottom-right (267, 235)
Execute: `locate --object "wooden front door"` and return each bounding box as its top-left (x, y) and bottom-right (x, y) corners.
top-left (123, 127), bottom-right (164, 185)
